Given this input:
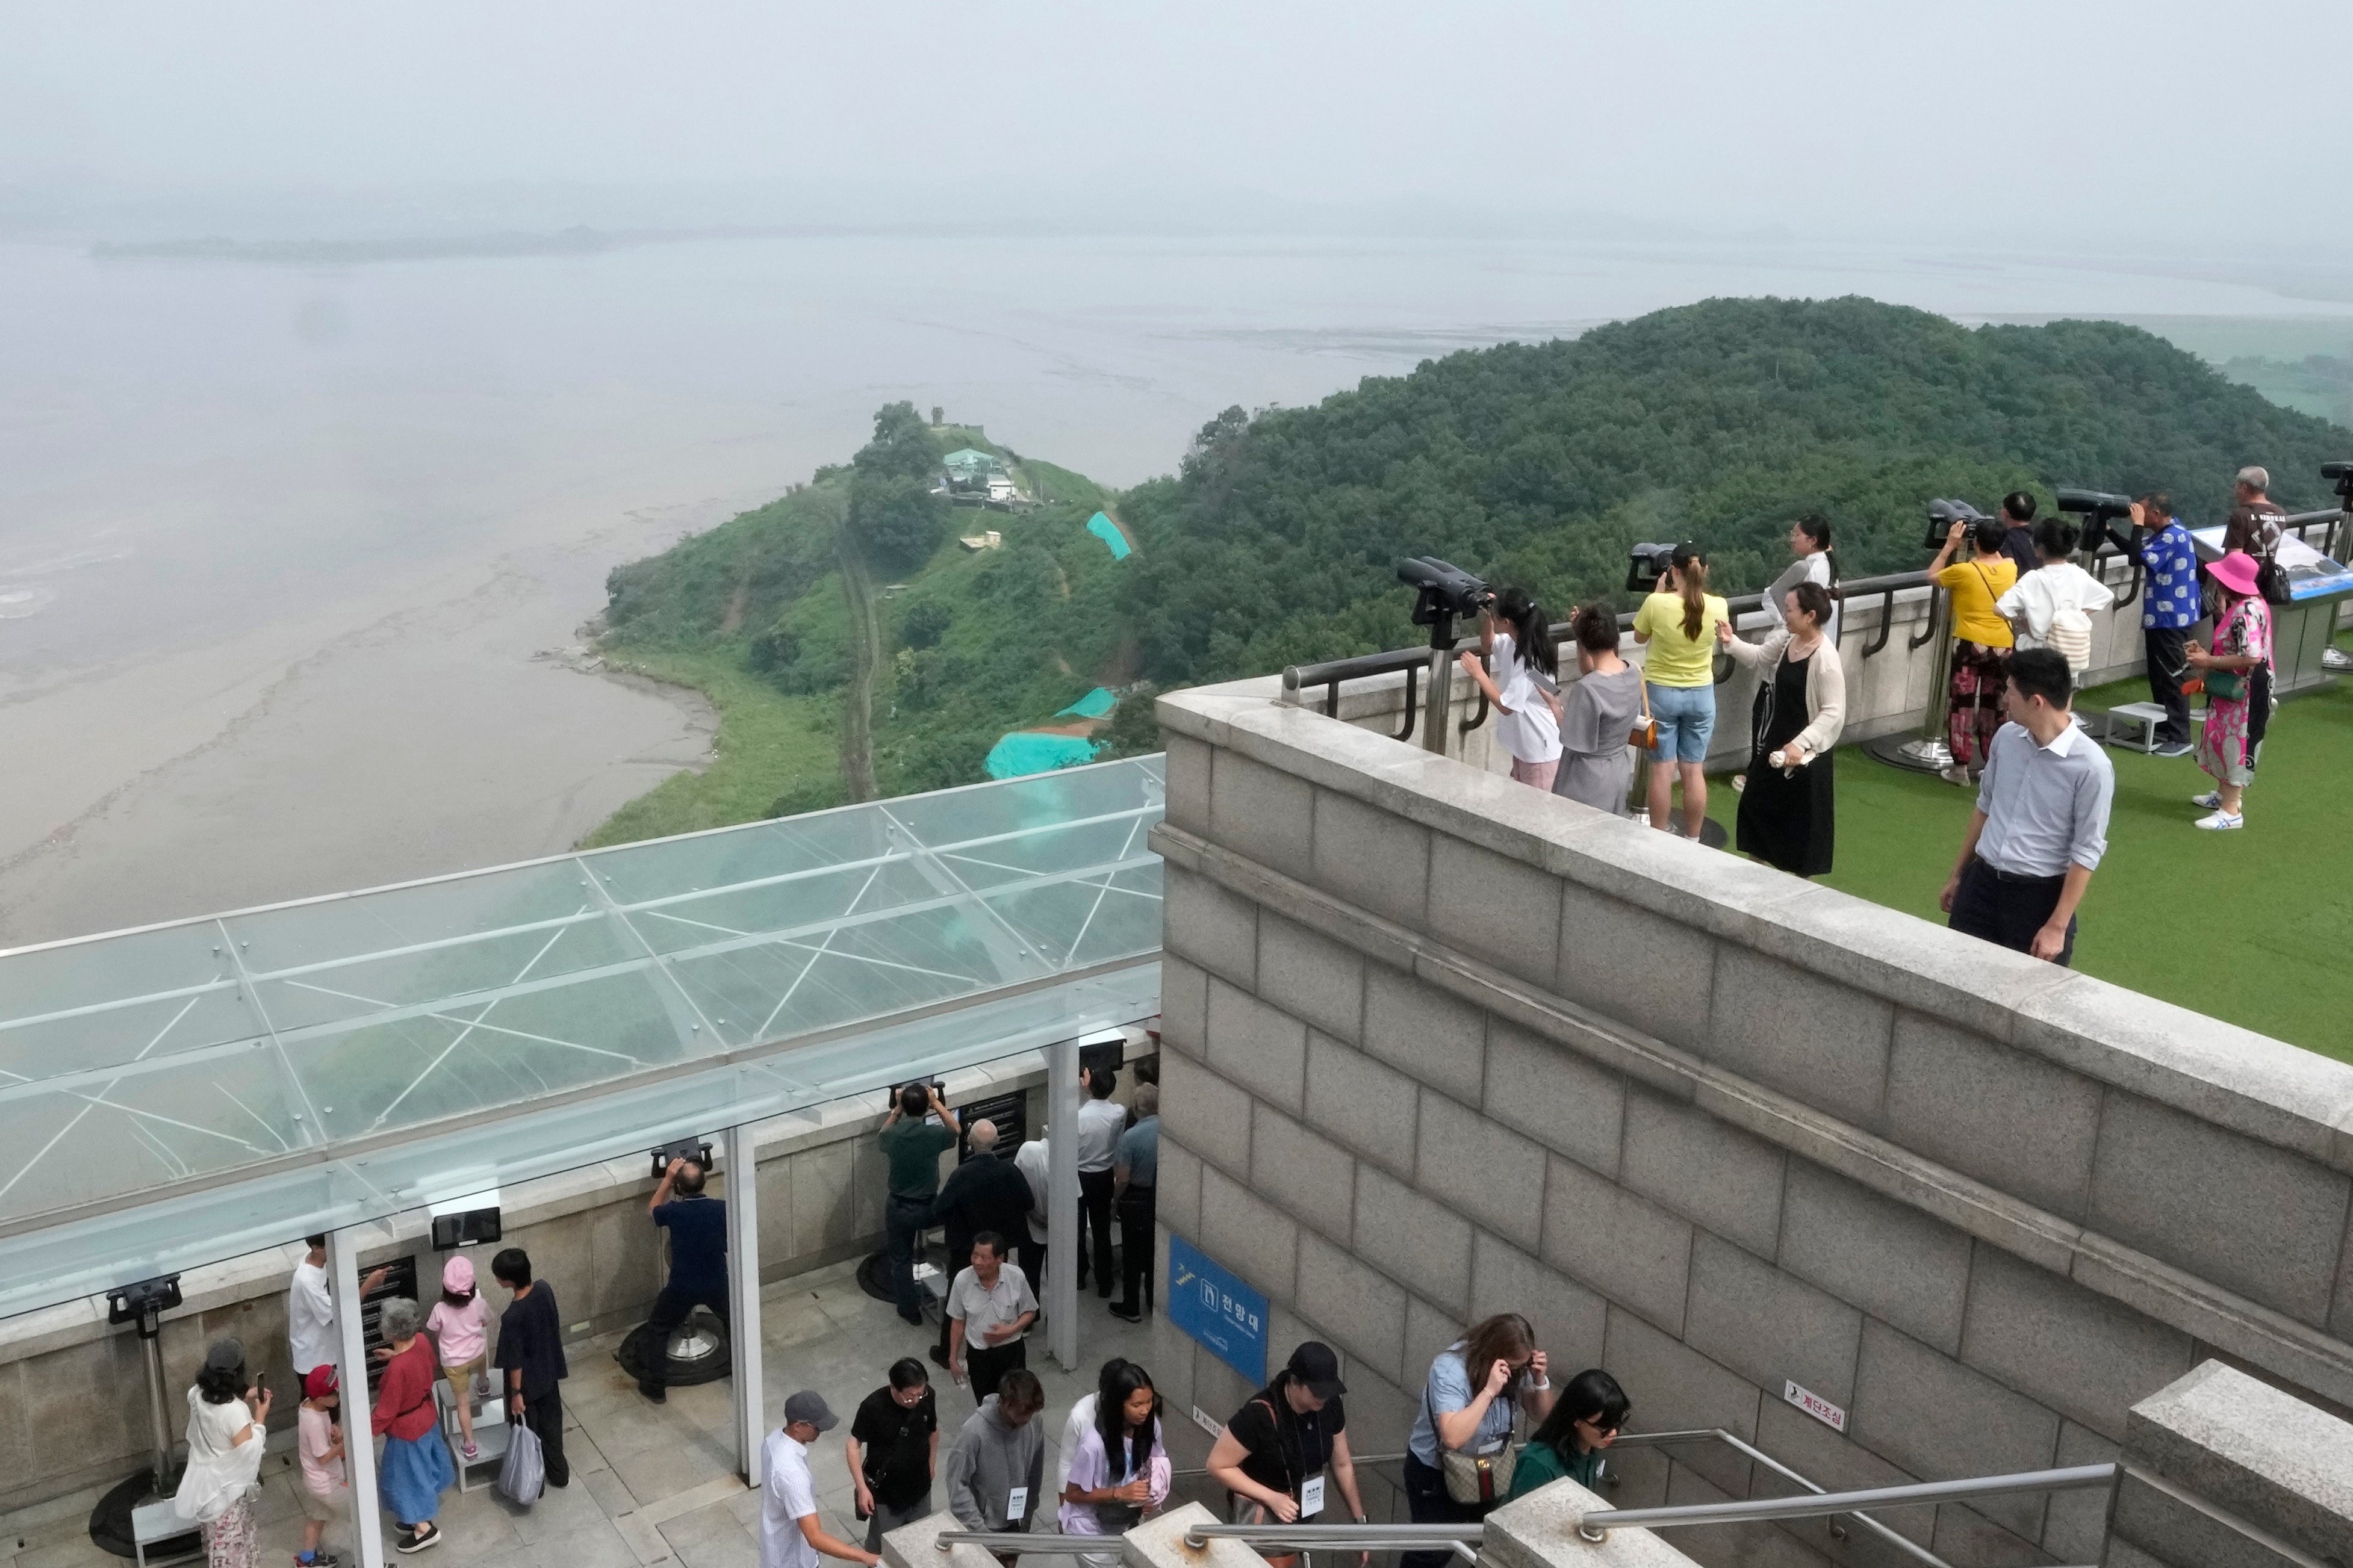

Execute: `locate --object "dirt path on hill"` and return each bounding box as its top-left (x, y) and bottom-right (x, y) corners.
top-left (836, 539), bottom-right (881, 802)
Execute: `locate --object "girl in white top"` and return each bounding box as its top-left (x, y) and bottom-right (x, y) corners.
top-left (1995, 518), bottom-right (2115, 676)
top-left (1457, 587), bottom-right (1561, 790)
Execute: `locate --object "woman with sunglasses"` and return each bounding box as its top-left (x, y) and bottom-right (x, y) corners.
top-left (1504, 1369), bottom-right (1630, 1501)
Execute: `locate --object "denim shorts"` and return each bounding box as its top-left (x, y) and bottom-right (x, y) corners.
top-left (1647, 682), bottom-right (1715, 764)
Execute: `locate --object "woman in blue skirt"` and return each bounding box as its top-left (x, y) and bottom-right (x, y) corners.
top-left (371, 1297), bottom-right (455, 1552)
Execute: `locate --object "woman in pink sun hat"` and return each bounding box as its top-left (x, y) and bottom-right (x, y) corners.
top-left (425, 1254), bottom-right (494, 1460)
top-left (2184, 550), bottom-right (2273, 831)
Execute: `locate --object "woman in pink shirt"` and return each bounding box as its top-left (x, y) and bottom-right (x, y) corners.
top-left (425, 1256), bottom-right (494, 1459)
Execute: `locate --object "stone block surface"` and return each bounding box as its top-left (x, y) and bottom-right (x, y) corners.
top-left (1295, 1230), bottom-right (1408, 1385)
top-left (1776, 1159), bottom-right (1971, 1354)
top-left (1484, 1017), bottom-right (1628, 1179)
top-left (1484, 1472), bottom-right (1714, 1568)
top-left (1556, 887), bottom-right (1718, 1053)
top-left (1200, 1162), bottom-right (1301, 1306)
top-left (1206, 978), bottom-right (1309, 1115)
top-left (1884, 1012), bottom-right (2104, 1221)
top-left (1405, 1293), bottom-right (1464, 1384)
top-left (1305, 1032), bottom-right (1420, 1180)
top-left (1354, 1164), bottom-right (1474, 1313)
top-left (2107, 1470), bottom-right (2298, 1568)
top-left (1160, 953), bottom-right (1211, 1061)
top-left (790, 1138), bottom-right (857, 1257)
top-left (1925, 1501), bottom-right (2051, 1568)
top-left (1249, 1104), bottom-right (1358, 1245)
top-left (1162, 733), bottom-right (1213, 837)
top-left (2126, 1359), bottom-right (2353, 1568)
top-left (880, 1510), bottom-right (1001, 1568)
top-left (2041, 1419), bottom-right (2119, 1565)
top-left (1158, 1138), bottom-right (1204, 1241)
top-left (1257, 910), bottom-right (1366, 1044)
top-left (1160, 1050), bottom-right (1253, 1179)
top-left (1849, 1319), bottom-right (2060, 1540)
top-left (1120, 1501), bottom-right (1273, 1568)
top-left (1682, 1234), bottom-right (1863, 1409)
top-left (1619, 1089), bottom-right (1785, 1259)
top-left (1543, 1156), bottom-right (1692, 1334)
top-left (1311, 787), bottom-right (1432, 934)
top-left (1211, 749), bottom-right (1318, 883)
top-left (1165, 867), bottom-right (1259, 990)
top-left (1958, 1242), bottom-right (2195, 1442)
top-left (1428, 834), bottom-right (1564, 991)
top-left (1416, 1086), bottom-right (1549, 1250)
top-left (1361, 964), bottom-right (1487, 1105)
top-left (1599, 1307), bottom-right (1761, 1497)
top-left (1750, 1396), bottom-right (1932, 1551)
top-left (1705, 947), bottom-right (1893, 1127)
top-left (2087, 1090), bottom-right (2351, 1328)
top-left (1470, 1232), bottom-right (1608, 1374)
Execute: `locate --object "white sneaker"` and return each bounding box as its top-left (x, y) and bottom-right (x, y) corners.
top-left (1938, 766), bottom-right (1972, 787)
top-left (2190, 790), bottom-right (2221, 809)
top-left (2193, 810), bottom-right (2243, 831)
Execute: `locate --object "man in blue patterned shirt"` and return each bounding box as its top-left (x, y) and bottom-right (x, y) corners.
top-left (2132, 492), bottom-right (2199, 756)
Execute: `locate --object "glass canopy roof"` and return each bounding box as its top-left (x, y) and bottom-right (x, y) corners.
top-left (0, 756), bottom-right (1164, 1320)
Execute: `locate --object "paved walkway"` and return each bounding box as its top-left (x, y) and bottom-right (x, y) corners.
top-left (1, 1259), bottom-right (1160, 1568)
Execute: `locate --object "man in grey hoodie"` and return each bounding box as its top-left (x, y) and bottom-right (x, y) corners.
top-left (942, 1367), bottom-right (1047, 1538)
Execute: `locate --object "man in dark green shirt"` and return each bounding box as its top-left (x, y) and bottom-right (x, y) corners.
top-left (879, 1083), bottom-right (959, 1324)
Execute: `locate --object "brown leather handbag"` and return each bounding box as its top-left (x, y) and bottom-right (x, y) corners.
top-left (1629, 680), bottom-right (1658, 752)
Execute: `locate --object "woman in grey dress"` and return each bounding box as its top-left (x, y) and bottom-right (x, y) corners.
top-left (1552, 601), bottom-right (1644, 816)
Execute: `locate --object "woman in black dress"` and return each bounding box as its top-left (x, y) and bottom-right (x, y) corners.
top-left (1718, 581), bottom-right (1847, 877)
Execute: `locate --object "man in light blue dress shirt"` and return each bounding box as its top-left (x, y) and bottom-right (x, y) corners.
top-left (2133, 493), bottom-right (2200, 755)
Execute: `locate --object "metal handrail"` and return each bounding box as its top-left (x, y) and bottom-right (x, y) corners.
top-left (1185, 1523), bottom-right (1484, 1552)
top-left (1574, 1460), bottom-right (2119, 1544)
top-left (1609, 1429), bottom-right (1943, 1567)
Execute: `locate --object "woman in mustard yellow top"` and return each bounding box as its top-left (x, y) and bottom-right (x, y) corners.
top-left (1928, 515), bottom-right (2018, 786)
top-left (1630, 544), bottom-right (1729, 838)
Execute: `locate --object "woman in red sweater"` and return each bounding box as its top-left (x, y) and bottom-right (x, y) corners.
top-left (371, 1297), bottom-right (453, 1553)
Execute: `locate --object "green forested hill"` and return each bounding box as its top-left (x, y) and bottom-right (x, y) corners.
top-left (1118, 296), bottom-right (2353, 684)
top-left (583, 297), bottom-right (2350, 844)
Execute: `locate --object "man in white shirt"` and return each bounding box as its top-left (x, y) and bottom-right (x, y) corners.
top-left (1072, 1068), bottom-right (1127, 1298)
top-left (288, 1234), bottom-right (387, 1378)
top-left (763, 1392), bottom-right (881, 1568)
top-left (946, 1234), bottom-right (1038, 1404)
top-left (1012, 1134), bottom-right (1050, 1294)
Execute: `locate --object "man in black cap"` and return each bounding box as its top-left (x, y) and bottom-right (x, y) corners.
top-left (762, 1392), bottom-right (881, 1568)
top-left (1205, 1342), bottom-right (1369, 1548)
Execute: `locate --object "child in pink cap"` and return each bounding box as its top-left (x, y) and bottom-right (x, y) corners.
top-left (426, 1255), bottom-right (495, 1459)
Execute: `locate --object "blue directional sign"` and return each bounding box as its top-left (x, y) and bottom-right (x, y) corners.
top-left (1168, 1234), bottom-right (1267, 1385)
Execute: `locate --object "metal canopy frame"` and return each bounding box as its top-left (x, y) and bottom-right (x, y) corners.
top-left (0, 756), bottom-right (1166, 1325)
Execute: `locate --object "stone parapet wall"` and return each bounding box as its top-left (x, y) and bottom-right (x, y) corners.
top-left (0, 1046), bottom-right (1150, 1516)
top-left (1143, 680), bottom-right (2353, 1568)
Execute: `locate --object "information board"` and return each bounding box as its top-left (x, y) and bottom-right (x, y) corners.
top-left (958, 1091), bottom-right (1026, 1161)
top-left (1168, 1234), bottom-right (1266, 1385)
top-left (2190, 525), bottom-right (2353, 601)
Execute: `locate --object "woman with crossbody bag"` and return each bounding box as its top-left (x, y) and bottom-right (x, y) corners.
top-left (372, 1297), bottom-right (456, 1554)
top-left (1550, 601), bottom-right (1644, 817)
top-left (1400, 1314), bottom-right (1556, 1568)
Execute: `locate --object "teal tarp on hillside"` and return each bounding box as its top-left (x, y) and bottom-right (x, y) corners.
top-left (1055, 687), bottom-right (1116, 719)
top-left (1087, 512), bottom-right (1133, 560)
top-left (985, 731), bottom-right (1102, 779)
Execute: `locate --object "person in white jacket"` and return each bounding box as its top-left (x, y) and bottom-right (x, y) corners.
top-left (1995, 519), bottom-right (2114, 678)
top-left (1720, 582), bottom-right (1846, 877)
top-left (174, 1339), bottom-right (272, 1567)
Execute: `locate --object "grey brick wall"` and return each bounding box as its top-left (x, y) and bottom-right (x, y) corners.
top-left (1145, 683), bottom-right (2353, 1568)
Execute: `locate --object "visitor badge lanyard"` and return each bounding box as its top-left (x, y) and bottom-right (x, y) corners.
top-left (1007, 1486), bottom-right (1028, 1521)
top-left (1299, 1474), bottom-right (1325, 1518)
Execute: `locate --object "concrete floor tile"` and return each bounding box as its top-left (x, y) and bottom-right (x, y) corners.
top-left (512, 1473), bottom-right (614, 1543)
top-left (517, 1519), bottom-right (644, 1568)
top-left (659, 1503), bottom-right (760, 1568)
top-left (609, 1438), bottom-right (737, 1509)
top-left (585, 1465), bottom-right (644, 1516)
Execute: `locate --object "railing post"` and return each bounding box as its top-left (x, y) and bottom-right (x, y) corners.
top-left (1421, 648), bottom-right (1453, 755)
top-left (1047, 1033), bottom-right (1081, 1371)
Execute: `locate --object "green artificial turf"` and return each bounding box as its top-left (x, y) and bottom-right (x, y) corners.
top-left (1694, 666), bottom-right (2353, 1062)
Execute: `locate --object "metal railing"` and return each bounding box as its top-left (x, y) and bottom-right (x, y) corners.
top-left (931, 1523), bottom-right (1482, 1561)
top-left (1575, 1460), bottom-right (2118, 1560)
top-left (1279, 515), bottom-right (2350, 742)
top-left (1608, 1428), bottom-right (1944, 1566)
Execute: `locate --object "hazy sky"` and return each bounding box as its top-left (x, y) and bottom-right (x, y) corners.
top-left (4, 1), bottom-right (2349, 242)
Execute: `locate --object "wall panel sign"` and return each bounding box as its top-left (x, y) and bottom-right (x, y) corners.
top-left (1783, 1379), bottom-right (1847, 1433)
top-left (1169, 1233), bottom-right (1267, 1384)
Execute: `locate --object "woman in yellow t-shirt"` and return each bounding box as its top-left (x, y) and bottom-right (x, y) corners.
top-left (1927, 515), bottom-right (2018, 786)
top-left (1631, 544), bottom-right (1730, 839)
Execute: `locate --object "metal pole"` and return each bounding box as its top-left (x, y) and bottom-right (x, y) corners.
top-left (328, 1228), bottom-right (387, 1568)
top-left (1421, 646), bottom-right (1454, 755)
top-left (1046, 1035), bottom-right (1081, 1371)
top-left (1577, 1462), bottom-right (2119, 1542)
top-left (724, 1122), bottom-right (766, 1487)
top-left (140, 1319), bottom-right (173, 1493)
